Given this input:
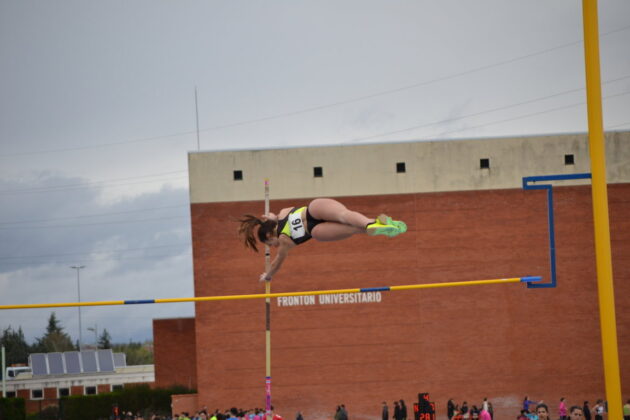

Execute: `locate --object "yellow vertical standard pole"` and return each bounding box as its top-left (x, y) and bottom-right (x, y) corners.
top-left (581, 1), bottom-right (622, 417)
top-left (264, 179), bottom-right (272, 420)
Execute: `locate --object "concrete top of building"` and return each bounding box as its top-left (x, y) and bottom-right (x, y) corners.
top-left (188, 131), bottom-right (630, 203)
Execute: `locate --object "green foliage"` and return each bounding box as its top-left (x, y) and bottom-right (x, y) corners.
top-left (1, 326), bottom-right (30, 369)
top-left (0, 397), bottom-right (26, 420)
top-left (60, 385), bottom-right (195, 420)
top-left (25, 405), bottom-right (58, 420)
top-left (112, 342), bottom-right (153, 365)
top-left (97, 329), bottom-right (112, 349)
top-left (31, 313), bottom-right (76, 354)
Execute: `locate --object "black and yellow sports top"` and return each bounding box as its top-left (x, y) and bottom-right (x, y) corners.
top-left (276, 207), bottom-right (312, 245)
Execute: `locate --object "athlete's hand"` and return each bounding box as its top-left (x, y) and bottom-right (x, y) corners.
top-left (260, 272), bottom-right (272, 282)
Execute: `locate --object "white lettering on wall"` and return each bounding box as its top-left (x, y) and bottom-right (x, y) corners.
top-left (276, 292), bottom-right (382, 307)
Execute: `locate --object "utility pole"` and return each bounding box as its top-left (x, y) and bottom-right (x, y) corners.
top-left (70, 265), bottom-right (85, 350)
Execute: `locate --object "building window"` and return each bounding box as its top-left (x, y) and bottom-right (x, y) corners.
top-left (480, 158), bottom-right (490, 169)
top-left (85, 386), bottom-right (97, 395)
top-left (59, 388), bottom-right (70, 397)
top-left (313, 166), bottom-right (323, 177)
top-left (233, 170), bottom-right (243, 181)
top-left (564, 154), bottom-right (575, 165)
top-left (6, 391), bottom-right (16, 398)
top-left (112, 384), bottom-right (124, 392)
top-left (31, 389), bottom-right (44, 400)
top-left (396, 162), bottom-right (406, 173)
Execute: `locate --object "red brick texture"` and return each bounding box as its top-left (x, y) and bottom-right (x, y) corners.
top-left (172, 393), bottom-right (200, 417)
top-left (160, 185), bottom-right (629, 420)
top-left (153, 317), bottom-right (197, 389)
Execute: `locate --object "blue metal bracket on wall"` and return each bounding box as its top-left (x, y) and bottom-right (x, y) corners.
top-left (522, 173), bottom-right (592, 288)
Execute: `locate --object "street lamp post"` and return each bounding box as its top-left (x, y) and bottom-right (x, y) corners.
top-left (87, 325), bottom-right (98, 349)
top-left (70, 265), bottom-right (85, 351)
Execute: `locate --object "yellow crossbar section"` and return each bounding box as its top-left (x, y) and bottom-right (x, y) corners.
top-left (0, 276), bottom-right (540, 310)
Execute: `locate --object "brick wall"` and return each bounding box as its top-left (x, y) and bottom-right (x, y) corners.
top-left (165, 184), bottom-right (630, 420)
top-left (153, 317), bottom-right (197, 389)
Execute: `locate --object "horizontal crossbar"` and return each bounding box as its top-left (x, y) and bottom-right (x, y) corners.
top-left (0, 276), bottom-right (541, 310)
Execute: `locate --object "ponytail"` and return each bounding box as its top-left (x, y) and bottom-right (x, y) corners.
top-left (238, 215), bottom-right (277, 253)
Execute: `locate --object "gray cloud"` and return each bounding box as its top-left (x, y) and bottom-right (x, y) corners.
top-left (0, 175), bottom-right (193, 343)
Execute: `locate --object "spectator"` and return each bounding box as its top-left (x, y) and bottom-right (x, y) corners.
top-left (335, 406), bottom-right (343, 420)
top-left (460, 402), bottom-right (469, 420)
top-left (583, 402), bottom-right (591, 420)
top-left (448, 399), bottom-right (456, 420)
top-left (536, 403), bottom-right (551, 420)
top-left (523, 397), bottom-right (539, 414)
top-left (624, 399), bottom-right (630, 420)
top-left (400, 400), bottom-right (407, 420)
top-left (393, 401), bottom-right (401, 420)
top-left (569, 406), bottom-right (584, 420)
top-left (487, 402), bottom-right (493, 420)
top-left (382, 402), bottom-right (389, 420)
top-left (559, 398), bottom-right (568, 420)
top-left (593, 400), bottom-right (604, 420)
top-left (295, 412), bottom-right (303, 420)
top-left (517, 410), bottom-right (528, 420)
top-left (524, 410), bottom-right (536, 420)
top-left (340, 405), bottom-right (348, 420)
top-left (470, 405), bottom-right (479, 420)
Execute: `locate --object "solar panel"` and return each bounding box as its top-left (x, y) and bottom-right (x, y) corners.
top-left (48, 353), bottom-right (64, 374)
top-left (30, 354), bottom-right (48, 376)
top-left (81, 350), bottom-right (98, 373)
top-left (96, 349), bottom-right (115, 372)
top-left (64, 351), bottom-right (81, 374)
top-left (113, 352), bottom-right (126, 368)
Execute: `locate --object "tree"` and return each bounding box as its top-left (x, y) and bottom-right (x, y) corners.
top-left (98, 329), bottom-right (112, 349)
top-left (31, 312), bottom-right (76, 353)
top-left (112, 341), bottom-right (153, 365)
top-left (0, 326), bottom-right (30, 367)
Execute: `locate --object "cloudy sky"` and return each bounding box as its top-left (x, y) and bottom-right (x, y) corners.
top-left (1, 1), bottom-right (629, 345)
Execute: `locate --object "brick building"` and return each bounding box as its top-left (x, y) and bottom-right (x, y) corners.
top-left (154, 132), bottom-right (630, 419)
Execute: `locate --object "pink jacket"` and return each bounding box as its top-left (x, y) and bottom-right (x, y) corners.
top-left (559, 401), bottom-right (567, 416)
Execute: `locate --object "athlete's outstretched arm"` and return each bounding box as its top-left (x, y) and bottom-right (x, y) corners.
top-left (260, 238), bottom-right (293, 281)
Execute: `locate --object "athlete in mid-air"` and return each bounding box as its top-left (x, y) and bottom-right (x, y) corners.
top-left (238, 198), bottom-right (407, 281)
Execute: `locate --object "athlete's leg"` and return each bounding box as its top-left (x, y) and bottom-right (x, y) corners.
top-left (308, 198), bottom-right (406, 238)
top-left (307, 198), bottom-right (372, 229)
top-left (310, 222), bottom-right (363, 242)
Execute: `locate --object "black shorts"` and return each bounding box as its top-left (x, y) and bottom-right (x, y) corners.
top-left (305, 207), bottom-right (324, 233)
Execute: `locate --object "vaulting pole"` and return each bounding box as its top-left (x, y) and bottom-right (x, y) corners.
top-left (581, 1), bottom-right (622, 417)
top-left (264, 179), bottom-right (272, 420)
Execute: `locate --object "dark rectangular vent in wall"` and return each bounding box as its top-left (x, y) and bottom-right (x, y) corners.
top-left (396, 162), bottom-right (406, 173)
top-left (480, 158), bottom-right (490, 169)
top-left (565, 154), bottom-right (575, 165)
top-left (313, 166), bottom-right (323, 177)
top-left (233, 170), bottom-right (243, 181)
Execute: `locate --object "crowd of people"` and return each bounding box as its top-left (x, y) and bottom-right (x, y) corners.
top-left (111, 407), bottom-right (281, 420)
top-left (447, 398), bottom-right (493, 420)
top-left (445, 396), bottom-right (630, 420)
top-left (515, 396), bottom-right (613, 420)
top-left (110, 396), bottom-right (630, 420)
top-left (381, 400), bottom-right (408, 420)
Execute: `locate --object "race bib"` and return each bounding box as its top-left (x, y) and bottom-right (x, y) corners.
top-left (288, 210), bottom-right (306, 239)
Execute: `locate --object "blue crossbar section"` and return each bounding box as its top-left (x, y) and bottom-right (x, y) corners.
top-left (124, 299), bottom-right (155, 305)
top-left (523, 173), bottom-right (591, 288)
top-left (520, 276), bottom-right (542, 283)
top-left (360, 287), bottom-right (391, 292)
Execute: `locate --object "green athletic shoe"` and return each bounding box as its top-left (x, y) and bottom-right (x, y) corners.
top-left (366, 214), bottom-right (404, 238)
top-left (390, 218), bottom-right (407, 233)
